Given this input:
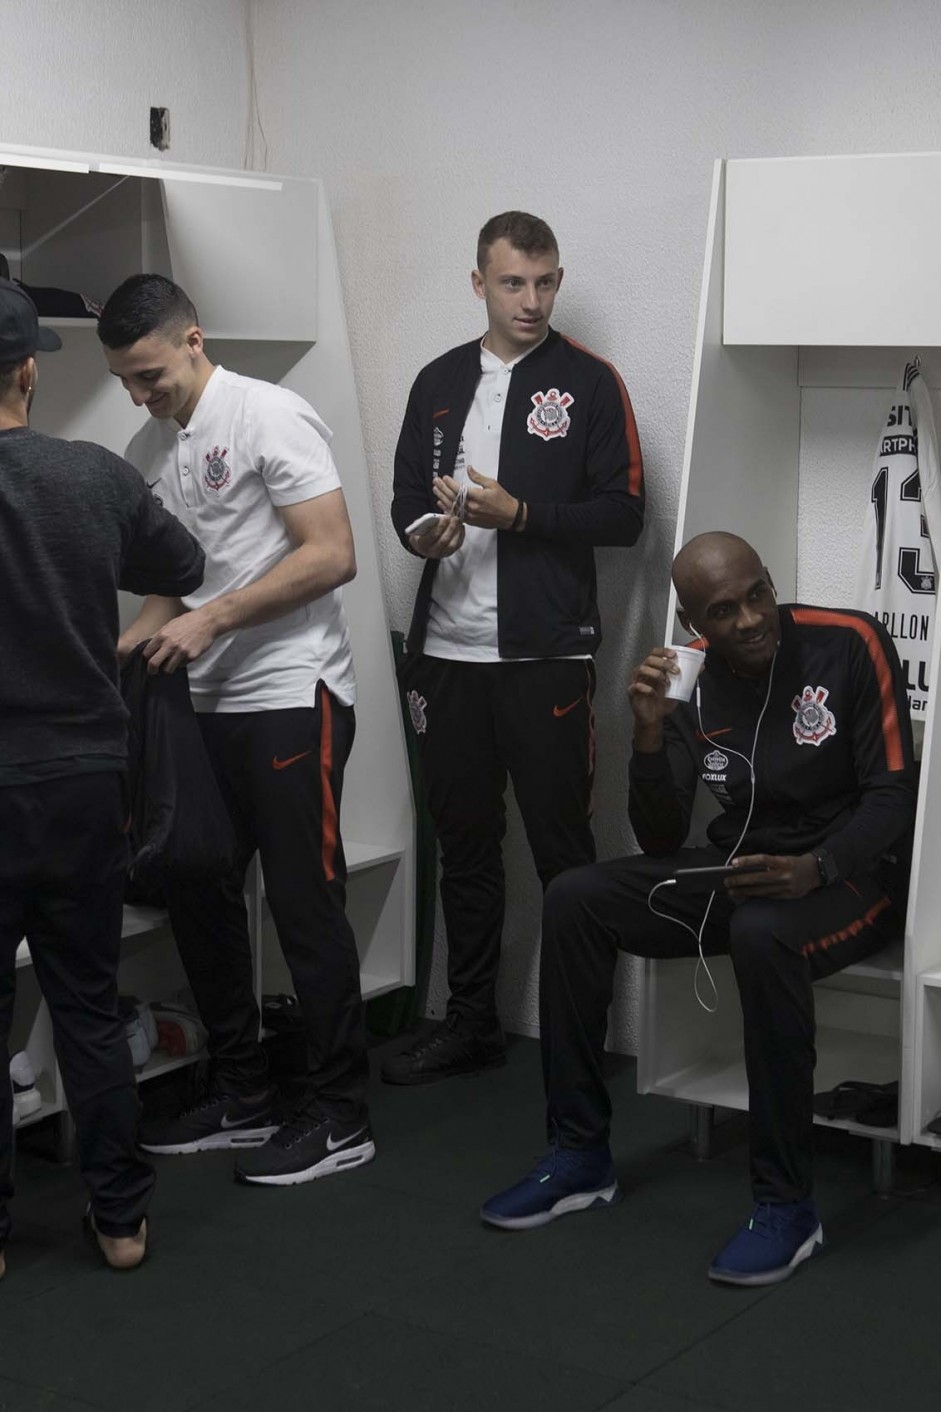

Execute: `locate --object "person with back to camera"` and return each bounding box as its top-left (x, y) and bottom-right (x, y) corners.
top-left (482, 531), bottom-right (916, 1286)
top-left (388, 211), bottom-right (644, 1086)
top-left (0, 278), bottom-right (205, 1276)
top-left (98, 274), bottom-right (372, 1189)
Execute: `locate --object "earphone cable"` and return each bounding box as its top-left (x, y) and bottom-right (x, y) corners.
top-left (645, 646), bottom-right (778, 1014)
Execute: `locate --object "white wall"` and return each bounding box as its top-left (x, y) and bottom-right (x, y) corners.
top-left (0, 0), bottom-right (248, 168)
top-left (7, 0), bottom-right (941, 1051)
top-left (250, 0), bottom-right (941, 1048)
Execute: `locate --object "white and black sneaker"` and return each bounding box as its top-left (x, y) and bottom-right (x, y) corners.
top-left (10, 1052), bottom-right (42, 1123)
top-left (138, 1088), bottom-right (278, 1155)
top-left (233, 1105), bottom-right (376, 1186)
top-left (119, 997), bottom-right (152, 1069)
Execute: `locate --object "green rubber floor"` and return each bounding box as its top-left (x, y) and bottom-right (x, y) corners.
top-left (3, 1031), bottom-right (940, 1411)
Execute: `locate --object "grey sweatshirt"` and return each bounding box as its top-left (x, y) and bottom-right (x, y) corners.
top-left (0, 426), bottom-right (204, 779)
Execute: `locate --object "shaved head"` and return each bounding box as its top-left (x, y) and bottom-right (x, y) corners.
top-left (672, 532), bottom-right (764, 614)
top-left (671, 532), bottom-right (780, 676)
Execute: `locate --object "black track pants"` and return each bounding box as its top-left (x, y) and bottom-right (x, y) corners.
top-left (165, 687), bottom-right (368, 1119)
top-left (404, 655), bottom-right (596, 1029)
top-left (0, 774), bottom-right (155, 1249)
top-left (540, 846), bottom-right (901, 1201)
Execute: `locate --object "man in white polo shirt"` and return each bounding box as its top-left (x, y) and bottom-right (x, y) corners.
top-left (388, 212), bottom-right (645, 1084)
top-left (98, 275), bottom-right (373, 1187)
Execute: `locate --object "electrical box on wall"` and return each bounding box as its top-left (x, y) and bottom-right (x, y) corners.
top-left (150, 107), bottom-right (170, 151)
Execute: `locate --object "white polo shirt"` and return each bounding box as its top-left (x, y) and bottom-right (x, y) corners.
top-left (124, 366), bottom-right (356, 711)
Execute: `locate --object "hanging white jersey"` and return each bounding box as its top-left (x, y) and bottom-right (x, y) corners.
top-left (855, 361), bottom-right (939, 719)
top-left (908, 368), bottom-right (941, 560)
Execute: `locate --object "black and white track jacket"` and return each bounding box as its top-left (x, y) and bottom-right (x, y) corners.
top-left (629, 606), bottom-right (917, 882)
top-left (391, 328), bottom-right (644, 659)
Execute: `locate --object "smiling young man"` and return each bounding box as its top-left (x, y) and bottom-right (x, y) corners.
top-left (481, 531), bottom-right (917, 1286)
top-left (388, 212), bottom-right (644, 1085)
top-left (97, 275), bottom-right (373, 1188)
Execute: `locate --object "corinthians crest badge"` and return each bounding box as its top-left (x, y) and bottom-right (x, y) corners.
top-left (792, 685), bottom-right (837, 747)
top-left (407, 690), bottom-right (428, 734)
top-left (204, 445), bottom-right (231, 493)
top-left (527, 388), bottom-right (574, 440)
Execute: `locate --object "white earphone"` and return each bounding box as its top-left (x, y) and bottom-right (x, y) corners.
top-left (648, 643), bottom-right (779, 1012)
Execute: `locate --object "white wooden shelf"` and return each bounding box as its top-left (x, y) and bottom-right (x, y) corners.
top-left (121, 904), bottom-right (169, 938)
top-left (347, 842), bottom-right (407, 872)
top-left (256, 842), bottom-right (406, 895)
top-left (17, 1100), bottom-right (62, 1133)
top-left (841, 941), bottom-right (905, 984)
top-left (5, 138), bottom-right (416, 1143)
top-left (135, 1048), bottom-right (207, 1084)
top-left (650, 1026), bottom-right (898, 1108)
top-left (638, 152), bottom-right (939, 1173)
top-left (360, 971), bottom-right (407, 1002)
top-left (16, 904), bottom-right (169, 964)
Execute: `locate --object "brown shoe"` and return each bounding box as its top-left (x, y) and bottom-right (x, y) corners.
top-left (88, 1212), bottom-right (147, 1270)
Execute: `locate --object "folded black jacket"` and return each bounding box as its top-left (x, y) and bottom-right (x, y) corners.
top-left (121, 644), bottom-right (238, 900)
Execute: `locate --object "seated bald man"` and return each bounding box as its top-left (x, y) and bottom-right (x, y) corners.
top-left (481, 532), bottom-right (916, 1286)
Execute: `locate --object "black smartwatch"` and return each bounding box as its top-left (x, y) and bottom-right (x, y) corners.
top-left (812, 849), bottom-right (839, 887)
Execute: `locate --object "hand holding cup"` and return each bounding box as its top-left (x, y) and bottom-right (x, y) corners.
top-left (628, 645), bottom-right (705, 732)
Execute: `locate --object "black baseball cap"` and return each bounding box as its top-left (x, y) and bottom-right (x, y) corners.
top-left (0, 277), bottom-right (62, 361)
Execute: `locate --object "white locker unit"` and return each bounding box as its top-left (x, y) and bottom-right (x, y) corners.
top-left (638, 153), bottom-right (941, 1170)
top-left (2, 141), bottom-right (415, 1128)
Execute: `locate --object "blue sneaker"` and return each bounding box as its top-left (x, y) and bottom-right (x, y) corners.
top-left (708, 1198), bottom-right (823, 1286)
top-left (481, 1144), bottom-right (621, 1230)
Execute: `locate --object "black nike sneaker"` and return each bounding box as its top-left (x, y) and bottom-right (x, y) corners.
top-left (233, 1105), bottom-right (376, 1186)
top-left (380, 1014), bottom-right (506, 1085)
top-left (138, 1088), bottom-right (278, 1155)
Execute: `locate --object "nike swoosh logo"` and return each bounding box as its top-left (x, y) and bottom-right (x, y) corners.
top-left (146, 480), bottom-right (160, 489)
top-left (272, 751), bottom-right (312, 770)
top-left (220, 1113), bottom-right (266, 1129)
top-left (326, 1126), bottom-right (367, 1152)
top-left (553, 698), bottom-right (583, 718)
top-left (695, 728), bottom-right (732, 741)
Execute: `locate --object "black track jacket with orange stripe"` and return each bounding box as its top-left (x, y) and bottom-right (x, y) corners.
top-left (629, 606), bottom-right (917, 883)
top-left (391, 328), bottom-right (644, 659)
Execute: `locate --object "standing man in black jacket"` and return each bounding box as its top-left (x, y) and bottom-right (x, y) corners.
top-left (0, 279), bottom-right (205, 1277)
top-left (387, 212), bottom-right (644, 1085)
top-left (482, 532), bottom-right (916, 1287)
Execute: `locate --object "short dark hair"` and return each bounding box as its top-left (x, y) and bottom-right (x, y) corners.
top-left (476, 212), bottom-right (559, 271)
top-left (0, 359), bottom-right (24, 398)
top-left (97, 274), bottom-right (198, 350)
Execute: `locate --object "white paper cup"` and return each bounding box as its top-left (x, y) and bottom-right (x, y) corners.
top-left (664, 644), bottom-right (705, 702)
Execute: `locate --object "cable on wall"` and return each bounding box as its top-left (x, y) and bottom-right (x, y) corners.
top-left (243, 0), bottom-right (269, 172)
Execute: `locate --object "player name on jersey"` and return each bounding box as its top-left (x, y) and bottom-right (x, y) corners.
top-left (856, 365), bottom-right (938, 717)
top-left (876, 611), bottom-right (931, 642)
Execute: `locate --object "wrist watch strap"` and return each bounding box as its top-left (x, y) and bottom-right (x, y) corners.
top-left (813, 848), bottom-right (839, 887)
